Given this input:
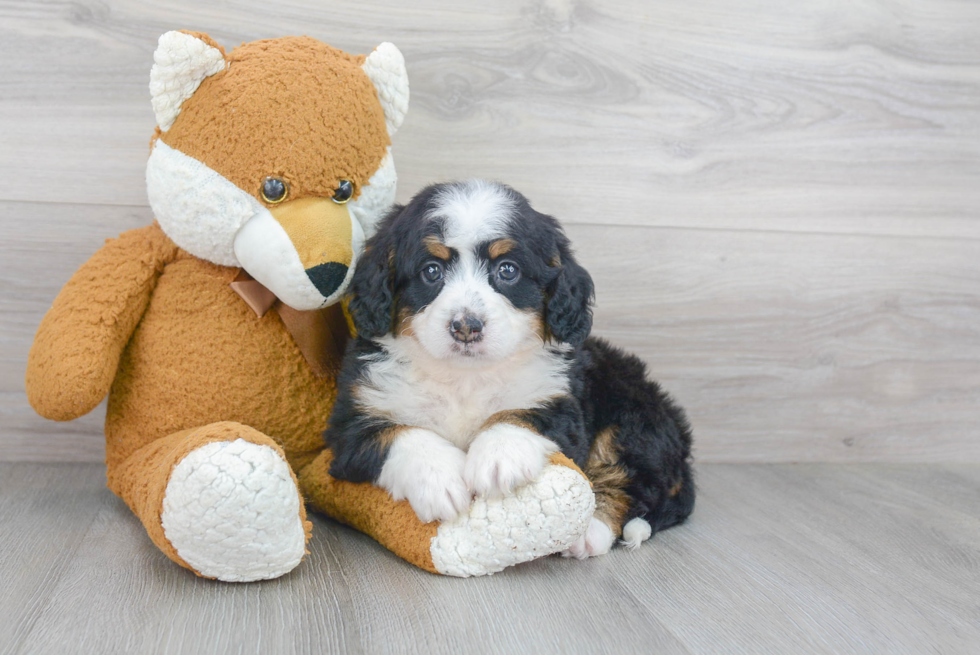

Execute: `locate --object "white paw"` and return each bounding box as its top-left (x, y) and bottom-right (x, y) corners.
top-left (377, 428), bottom-right (471, 523)
top-left (463, 423), bottom-right (558, 497)
top-left (161, 439), bottom-right (306, 582)
top-left (562, 517), bottom-right (615, 559)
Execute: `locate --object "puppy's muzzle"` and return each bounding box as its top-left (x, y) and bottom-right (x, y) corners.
top-left (450, 313), bottom-right (484, 344)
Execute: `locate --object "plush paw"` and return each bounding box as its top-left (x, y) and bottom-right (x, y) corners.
top-left (430, 455), bottom-right (596, 577)
top-left (377, 428), bottom-right (471, 523)
top-left (161, 438), bottom-right (307, 582)
top-left (562, 517), bottom-right (615, 559)
top-left (463, 423), bottom-right (559, 498)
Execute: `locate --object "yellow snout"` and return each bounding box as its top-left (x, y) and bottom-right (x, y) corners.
top-left (269, 197), bottom-right (353, 300)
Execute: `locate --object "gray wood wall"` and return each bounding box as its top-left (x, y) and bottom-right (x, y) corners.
top-left (2, 0), bottom-right (978, 463)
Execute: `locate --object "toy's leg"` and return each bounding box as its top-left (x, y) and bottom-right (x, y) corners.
top-left (107, 421), bottom-right (311, 582)
top-left (299, 450), bottom-right (595, 577)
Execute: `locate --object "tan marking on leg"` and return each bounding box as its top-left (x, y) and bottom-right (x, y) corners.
top-left (668, 480), bottom-right (683, 497)
top-left (479, 409), bottom-right (537, 433)
top-left (376, 424), bottom-right (415, 450)
top-left (584, 427), bottom-right (631, 538)
top-left (488, 238), bottom-right (517, 260)
top-left (423, 235), bottom-right (451, 260)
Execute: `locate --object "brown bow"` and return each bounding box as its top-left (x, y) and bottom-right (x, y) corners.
top-left (230, 270), bottom-right (349, 378)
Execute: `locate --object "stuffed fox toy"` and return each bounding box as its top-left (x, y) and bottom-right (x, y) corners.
top-left (25, 31), bottom-right (594, 581)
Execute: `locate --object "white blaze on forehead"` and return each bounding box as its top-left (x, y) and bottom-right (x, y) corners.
top-left (406, 181), bottom-right (536, 366)
top-left (428, 180), bottom-right (515, 252)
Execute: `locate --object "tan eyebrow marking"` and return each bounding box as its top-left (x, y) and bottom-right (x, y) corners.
top-left (488, 238), bottom-right (517, 259)
top-left (423, 235), bottom-right (451, 260)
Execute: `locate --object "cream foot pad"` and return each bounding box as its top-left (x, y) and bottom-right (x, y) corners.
top-left (161, 439), bottom-right (307, 582)
top-left (430, 461), bottom-right (595, 577)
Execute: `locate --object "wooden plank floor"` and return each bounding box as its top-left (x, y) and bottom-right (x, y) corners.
top-left (2, 462), bottom-right (978, 655)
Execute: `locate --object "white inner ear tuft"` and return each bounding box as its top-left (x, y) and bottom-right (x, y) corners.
top-left (150, 31), bottom-right (226, 131)
top-left (362, 42), bottom-right (410, 136)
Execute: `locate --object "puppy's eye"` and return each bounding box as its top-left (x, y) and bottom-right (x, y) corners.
top-left (496, 261), bottom-right (520, 283)
top-left (332, 180), bottom-right (354, 204)
top-left (421, 262), bottom-right (444, 284)
top-left (261, 177), bottom-right (289, 204)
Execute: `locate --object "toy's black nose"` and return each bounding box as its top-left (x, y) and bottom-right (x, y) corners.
top-left (306, 262), bottom-right (348, 299)
top-left (450, 314), bottom-right (484, 343)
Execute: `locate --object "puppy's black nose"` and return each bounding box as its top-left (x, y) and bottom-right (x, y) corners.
top-left (450, 314), bottom-right (484, 343)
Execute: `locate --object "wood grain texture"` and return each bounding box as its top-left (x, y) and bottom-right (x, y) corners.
top-left (577, 224), bottom-right (980, 462)
top-left (2, 462), bottom-right (978, 654)
top-left (0, 463), bottom-right (109, 652)
top-left (1, 0), bottom-right (978, 236)
top-left (1, 0), bottom-right (979, 462)
top-left (1, 201), bottom-right (150, 461)
top-left (5, 202), bottom-right (978, 462)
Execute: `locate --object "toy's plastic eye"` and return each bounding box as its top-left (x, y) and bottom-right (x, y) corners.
top-left (496, 261), bottom-right (520, 283)
top-left (332, 180), bottom-right (354, 204)
top-left (261, 177), bottom-right (289, 204)
top-left (421, 262), bottom-right (444, 284)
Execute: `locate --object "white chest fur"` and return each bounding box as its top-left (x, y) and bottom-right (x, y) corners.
top-left (354, 337), bottom-right (572, 449)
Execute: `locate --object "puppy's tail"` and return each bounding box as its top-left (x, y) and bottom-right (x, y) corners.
top-left (619, 517), bottom-right (653, 551)
top-left (619, 465), bottom-right (697, 551)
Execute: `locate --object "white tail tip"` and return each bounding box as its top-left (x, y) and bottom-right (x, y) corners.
top-left (620, 517), bottom-right (653, 551)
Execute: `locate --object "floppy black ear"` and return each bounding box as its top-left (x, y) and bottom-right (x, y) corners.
top-left (347, 227), bottom-right (395, 339)
top-left (545, 236), bottom-right (595, 346)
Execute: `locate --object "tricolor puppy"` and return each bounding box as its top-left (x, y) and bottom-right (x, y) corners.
top-left (325, 180), bottom-right (694, 558)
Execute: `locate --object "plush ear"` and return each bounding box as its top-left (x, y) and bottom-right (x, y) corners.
top-left (347, 227), bottom-right (396, 339)
top-left (149, 31), bottom-right (226, 131)
top-left (545, 237), bottom-right (595, 346)
top-left (362, 43), bottom-right (409, 136)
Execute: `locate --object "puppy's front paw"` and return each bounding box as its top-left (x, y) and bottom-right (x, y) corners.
top-left (377, 428), bottom-right (470, 523)
top-left (463, 423), bottom-right (558, 497)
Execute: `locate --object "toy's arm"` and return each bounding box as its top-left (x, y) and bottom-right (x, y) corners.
top-left (25, 223), bottom-right (179, 421)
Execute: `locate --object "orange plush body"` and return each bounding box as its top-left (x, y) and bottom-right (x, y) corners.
top-left (26, 32), bottom-right (593, 581)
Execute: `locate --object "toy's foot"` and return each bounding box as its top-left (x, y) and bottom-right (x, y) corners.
top-left (301, 450), bottom-right (595, 577)
top-left (161, 438), bottom-right (307, 582)
top-left (561, 517), bottom-right (615, 559)
top-left (430, 457), bottom-right (594, 576)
